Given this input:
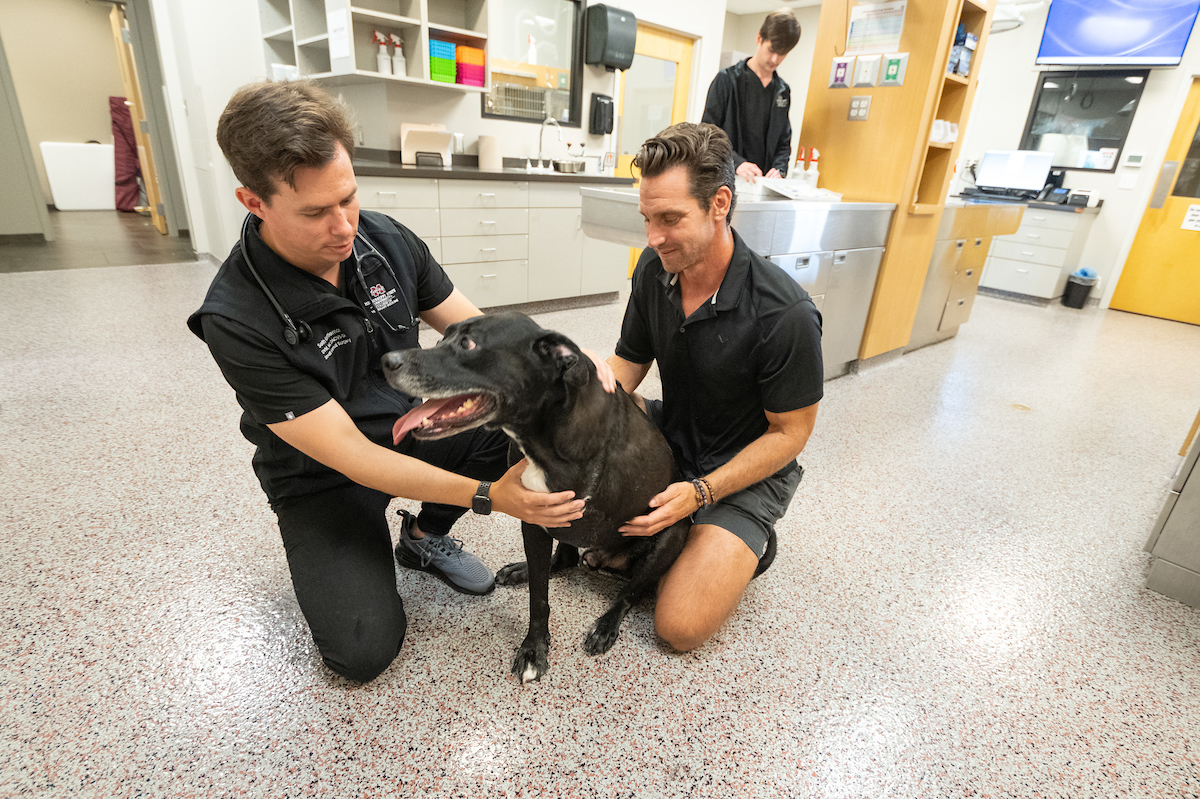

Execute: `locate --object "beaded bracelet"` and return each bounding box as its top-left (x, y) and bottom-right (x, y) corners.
top-left (691, 478), bottom-right (714, 509)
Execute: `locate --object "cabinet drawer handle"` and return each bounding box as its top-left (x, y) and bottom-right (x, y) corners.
top-left (956, 299), bottom-right (965, 306)
top-left (1031, 215), bottom-right (1046, 220)
top-left (482, 220), bottom-right (496, 225)
top-left (1021, 251), bottom-right (1035, 257)
top-left (481, 247), bottom-right (497, 253)
top-left (956, 241), bottom-right (964, 250)
top-left (965, 269), bottom-right (974, 276)
top-left (1026, 233), bottom-right (1040, 239)
top-left (480, 192), bottom-right (496, 197)
top-left (975, 238), bottom-right (982, 246)
top-left (481, 273), bottom-right (497, 279)
top-left (834, 254), bottom-right (847, 264)
top-left (1016, 268), bottom-right (1029, 273)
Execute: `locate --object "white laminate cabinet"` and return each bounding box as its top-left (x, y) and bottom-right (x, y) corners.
top-left (980, 206), bottom-right (1096, 299)
top-left (354, 175), bottom-right (627, 308)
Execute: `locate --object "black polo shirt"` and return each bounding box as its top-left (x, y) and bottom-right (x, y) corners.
top-left (614, 229), bottom-right (823, 477)
top-left (737, 66), bottom-right (775, 174)
top-left (187, 210), bottom-right (454, 504)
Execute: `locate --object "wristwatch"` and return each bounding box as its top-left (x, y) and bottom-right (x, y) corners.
top-left (471, 480), bottom-right (492, 515)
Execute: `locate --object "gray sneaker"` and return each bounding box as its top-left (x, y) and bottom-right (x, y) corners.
top-left (394, 510), bottom-right (495, 595)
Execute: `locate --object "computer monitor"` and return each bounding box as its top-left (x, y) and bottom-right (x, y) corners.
top-left (975, 150), bottom-right (1055, 194)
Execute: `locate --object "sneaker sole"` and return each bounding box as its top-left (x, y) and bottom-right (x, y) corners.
top-left (394, 545), bottom-right (496, 596)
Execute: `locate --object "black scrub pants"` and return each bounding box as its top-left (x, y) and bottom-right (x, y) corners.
top-left (272, 427), bottom-right (509, 682)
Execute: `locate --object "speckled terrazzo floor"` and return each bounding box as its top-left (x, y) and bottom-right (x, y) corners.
top-left (2, 261), bottom-right (1198, 798)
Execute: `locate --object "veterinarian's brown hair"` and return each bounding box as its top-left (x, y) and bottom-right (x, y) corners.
top-left (633, 122), bottom-right (737, 221)
top-left (760, 9), bottom-right (801, 55)
top-left (216, 80), bottom-right (355, 203)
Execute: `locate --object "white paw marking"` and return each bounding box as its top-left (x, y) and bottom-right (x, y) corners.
top-left (521, 664), bottom-right (539, 684)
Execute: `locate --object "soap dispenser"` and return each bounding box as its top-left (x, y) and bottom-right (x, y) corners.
top-left (789, 147), bottom-right (806, 180)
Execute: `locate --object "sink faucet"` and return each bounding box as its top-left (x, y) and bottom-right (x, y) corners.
top-left (537, 117), bottom-right (561, 169)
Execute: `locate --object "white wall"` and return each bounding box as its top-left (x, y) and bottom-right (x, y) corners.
top-left (956, 3), bottom-right (1200, 306)
top-left (718, 6), bottom-right (822, 173)
top-left (0, 0), bottom-right (127, 204)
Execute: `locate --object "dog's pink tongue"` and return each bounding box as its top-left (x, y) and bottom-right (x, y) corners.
top-left (392, 398), bottom-right (455, 444)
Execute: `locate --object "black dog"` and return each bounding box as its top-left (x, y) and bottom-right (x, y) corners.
top-left (381, 311), bottom-right (688, 683)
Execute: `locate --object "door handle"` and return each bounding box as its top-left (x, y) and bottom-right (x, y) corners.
top-left (1150, 161), bottom-right (1179, 209)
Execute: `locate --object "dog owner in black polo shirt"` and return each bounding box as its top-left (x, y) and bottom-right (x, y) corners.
top-left (188, 80), bottom-right (604, 683)
top-left (701, 9), bottom-right (800, 182)
top-left (606, 122), bottom-right (822, 652)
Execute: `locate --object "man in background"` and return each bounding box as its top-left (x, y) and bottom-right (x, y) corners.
top-left (701, 9), bottom-right (801, 182)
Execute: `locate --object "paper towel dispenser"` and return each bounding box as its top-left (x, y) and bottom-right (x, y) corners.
top-left (585, 5), bottom-right (636, 71)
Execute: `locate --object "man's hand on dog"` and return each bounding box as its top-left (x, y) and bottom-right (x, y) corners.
top-left (580, 348), bottom-right (616, 393)
top-left (618, 481), bottom-right (696, 537)
top-left (494, 458), bottom-right (586, 527)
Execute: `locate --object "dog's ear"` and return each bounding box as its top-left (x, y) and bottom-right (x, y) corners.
top-left (534, 334), bottom-right (590, 388)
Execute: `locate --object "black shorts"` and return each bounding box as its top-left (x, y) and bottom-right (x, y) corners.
top-left (644, 399), bottom-right (803, 557)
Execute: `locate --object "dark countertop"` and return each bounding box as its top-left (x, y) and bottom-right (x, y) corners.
top-left (353, 151), bottom-right (634, 185)
top-left (952, 194), bottom-right (1102, 212)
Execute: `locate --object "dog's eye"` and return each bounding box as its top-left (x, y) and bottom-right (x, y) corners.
top-left (458, 337), bottom-right (476, 351)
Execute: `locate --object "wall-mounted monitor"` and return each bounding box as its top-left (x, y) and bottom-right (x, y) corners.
top-left (1036, 0), bottom-right (1200, 66)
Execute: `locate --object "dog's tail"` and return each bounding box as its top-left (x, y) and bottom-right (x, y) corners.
top-left (753, 530), bottom-right (777, 578)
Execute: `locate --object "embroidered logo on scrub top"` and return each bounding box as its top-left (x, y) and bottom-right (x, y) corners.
top-left (318, 328), bottom-right (351, 360)
top-left (775, 96), bottom-right (788, 108)
top-left (368, 282), bottom-right (399, 311)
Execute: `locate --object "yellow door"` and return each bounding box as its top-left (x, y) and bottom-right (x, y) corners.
top-left (616, 24), bottom-right (693, 273)
top-left (1109, 78), bottom-right (1200, 325)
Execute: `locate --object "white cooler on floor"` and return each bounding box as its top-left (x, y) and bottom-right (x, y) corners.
top-left (39, 142), bottom-right (115, 210)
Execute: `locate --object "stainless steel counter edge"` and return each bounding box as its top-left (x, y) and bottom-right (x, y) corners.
top-left (354, 162), bottom-right (635, 185)
top-left (580, 186), bottom-right (897, 252)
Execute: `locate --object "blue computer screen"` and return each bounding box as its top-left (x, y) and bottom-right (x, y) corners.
top-left (1037, 0), bottom-right (1200, 66)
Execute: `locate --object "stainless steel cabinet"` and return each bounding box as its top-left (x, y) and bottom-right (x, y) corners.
top-left (770, 247), bottom-right (884, 380)
top-left (1145, 432), bottom-right (1200, 609)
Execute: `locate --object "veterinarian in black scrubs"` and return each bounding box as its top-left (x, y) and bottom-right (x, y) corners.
top-left (188, 80), bottom-right (605, 683)
top-left (607, 122), bottom-right (822, 653)
top-left (701, 9), bottom-right (800, 181)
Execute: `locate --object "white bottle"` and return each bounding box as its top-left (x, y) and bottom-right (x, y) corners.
top-left (390, 33), bottom-right (406, 76)
top-left (374, 31), bottom-right (392, 75)
top-left (805, 148), bottom-right (820, 188)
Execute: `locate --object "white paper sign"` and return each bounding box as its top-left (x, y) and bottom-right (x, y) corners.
top-left (328, 11), bottom-right (350, 60)
top-left (1182, 204), bottom-right (1200, 232)
top-left (846, 1), bottom-right (907, 55)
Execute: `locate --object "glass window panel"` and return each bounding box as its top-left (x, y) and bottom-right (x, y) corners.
top-left (1171, 118), bottom-right (1200, 199)
top-left (1019, 69), bottom-right (1148, 172)
top-left (619, 55), bottom-right (676, 156)
top-left (484, 0), bottom-right (581, 125)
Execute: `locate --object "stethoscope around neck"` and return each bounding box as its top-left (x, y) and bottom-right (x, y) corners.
top-left (239, 214), bottom-right (416, 346)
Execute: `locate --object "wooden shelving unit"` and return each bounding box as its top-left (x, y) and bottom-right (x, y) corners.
top-left (258, 0), bottom-right (489, 92)
top-left (798, 0), bottom-right (997, 360)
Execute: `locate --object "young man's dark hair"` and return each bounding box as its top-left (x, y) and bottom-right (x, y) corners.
top-left (760, 8), bottom-right (801, 55)
top-left (632, 122), bottom-right (737, 220)
top-left (216, 80), bottom-right (355, 201)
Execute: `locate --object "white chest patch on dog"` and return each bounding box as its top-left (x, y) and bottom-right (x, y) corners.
top-left (503, 428), bottom-right (551, 493)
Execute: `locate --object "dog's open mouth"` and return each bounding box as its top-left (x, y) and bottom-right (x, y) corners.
top-left (393, 393), bottom-right (496, 443)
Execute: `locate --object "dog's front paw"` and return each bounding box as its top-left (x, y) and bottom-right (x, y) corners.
top-left (511, 638), bottom-right (549, 684)
top-left (495, 561), bottom-right (529, 586)
top-left (583, 616), bottom-right (621, 656)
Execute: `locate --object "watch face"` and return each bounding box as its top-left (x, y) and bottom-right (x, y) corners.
top-left (472, 481), bottom-right (492, 515)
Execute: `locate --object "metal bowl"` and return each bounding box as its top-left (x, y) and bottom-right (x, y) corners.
top-left (552, 159), bottom-right (586, 173)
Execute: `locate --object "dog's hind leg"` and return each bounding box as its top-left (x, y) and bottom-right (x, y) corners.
top-left (583, 520), bottom-right (690, 656)
top-left (511, 522), bottom-right (554, 684)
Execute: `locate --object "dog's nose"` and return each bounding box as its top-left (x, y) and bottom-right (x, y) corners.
top-left (381, 351), bottom-right (405, 372)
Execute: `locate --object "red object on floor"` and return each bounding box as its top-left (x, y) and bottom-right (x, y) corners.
top-left (109, 96), bottom-right (140, 212)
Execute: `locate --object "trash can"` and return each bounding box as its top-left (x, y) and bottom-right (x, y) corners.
top-left (1062, 267), bottom-right (1099, 308)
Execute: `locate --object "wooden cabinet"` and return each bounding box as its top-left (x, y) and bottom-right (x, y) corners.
top-left (980, 206), bottom-right (1097, 299)
top-left (906, 202), bottom-right (1023, 352)
top-left (800, 0), bottom-right (998, 361)
top-left (258, 0), bottom-right (488, 92)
